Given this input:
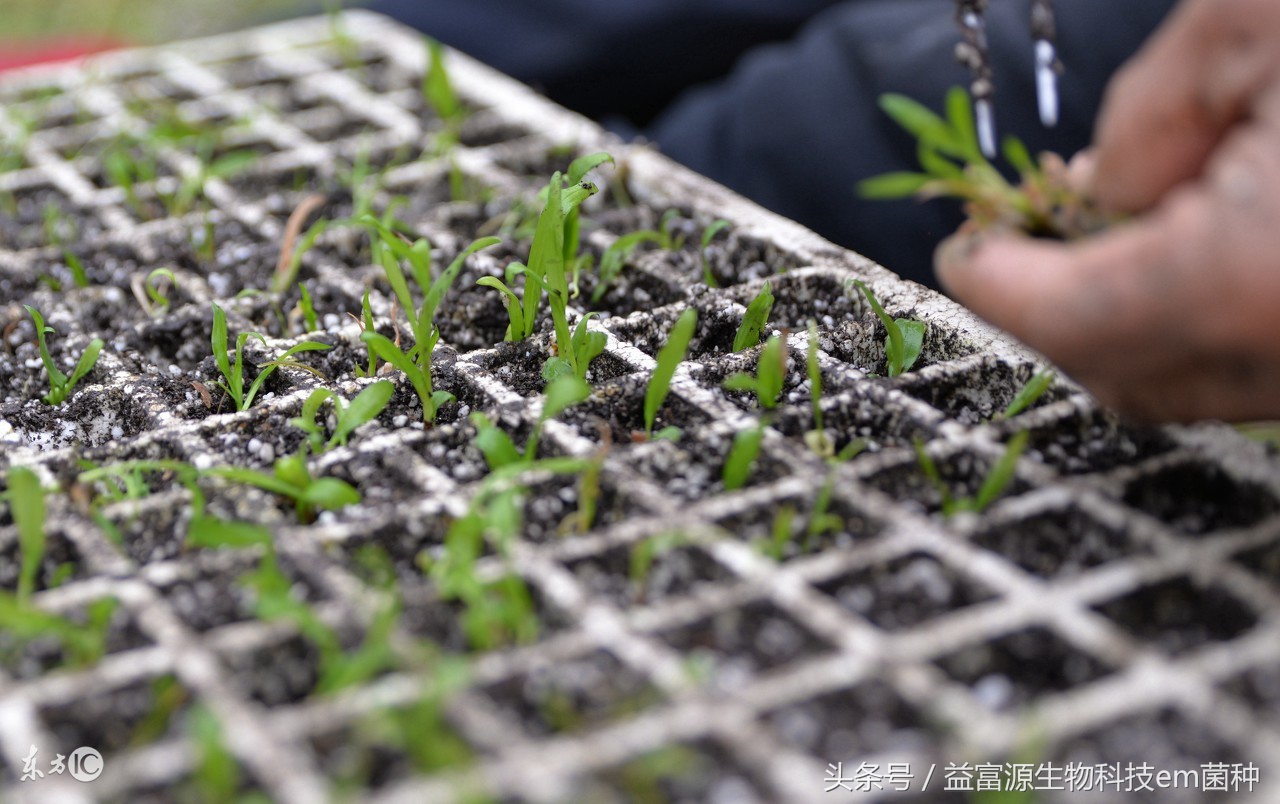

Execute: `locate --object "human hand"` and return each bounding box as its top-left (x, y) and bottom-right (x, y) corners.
top-left (935, 0), bottom-right (1280, 422)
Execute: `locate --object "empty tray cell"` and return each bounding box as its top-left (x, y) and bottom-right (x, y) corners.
top-left (285, 103), bottom-right (381, 143)
top-left (971, 506), bottom-right (1149, 579)
top-left (561, 373), bottom-right (712, 446)
top-left (814, 551), bottom-right (998, 631)
top-left (1092, 576), bottom-right (1259, 655)
top-left (762, 679), bottom-right (935, 762)
top-left (582, 740), bottom-right (773, 804)
top-left (1122, 461), bottom-right (1280, 535)
top-left (1231, 537), bottom-right (1280, 592)
top-left (771, 385), bottom-right (940, 455)
top-left (565, 540), bottom-right (736, 608)
top-left (480, 648), bottom-right (664, 739)
top-left (148, 216), bottom-right (279, 298)
top-left (1010, 408), bottom-right (1175, 476)
top-left (933, 627), bottom-right (1117, 712)
top-left (1053, 708), bottom-right (1248, 803)
top-left (221, 631), bottom-right (323, 706)
top-left (862, 446), bottom-right (1031, 517)
top-left (895, 356), bottom-right (1067, 424)
top-left (726, 271), bottom-right (861, 331)
top-left (0, 182), bottom-right (107, 250)
top-left (1220, 664), bottom-right (1280, 727)
top-left (41, 674), bottom-right (191, 758)
top-left (3, 384), bottom-right (144, 452)
top-left (653, 599), bottom-right (836, 688)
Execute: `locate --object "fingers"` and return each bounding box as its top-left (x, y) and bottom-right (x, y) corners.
top-left (1091, 0), bottom-right (1280, 213)
top-left (934, 199), bottom-right (1208, 378)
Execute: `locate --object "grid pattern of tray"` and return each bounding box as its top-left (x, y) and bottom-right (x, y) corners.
top-left (2, 12), bottom-right (1279, 803)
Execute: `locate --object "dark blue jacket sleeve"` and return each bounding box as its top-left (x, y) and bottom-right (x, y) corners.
top-left (645, 0), bottom-right (1177, 286)
top-left (366, 0), bottom-right (846, 124)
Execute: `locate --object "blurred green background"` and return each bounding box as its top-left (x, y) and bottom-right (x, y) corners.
top-left (2, 0), bottom-right (337, 46)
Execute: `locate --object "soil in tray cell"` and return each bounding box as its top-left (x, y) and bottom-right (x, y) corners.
top-left (1010, 408), bottom-right (1175, 476)
top-left (479, 648), bottom-right (664, 739)
top-left (1052, 708), bottom-right (1248, 804)
top-left (1092, 576), bottom-right (1259, 655)
top-left (971, 506), bottom-right (1151, 580)
top-left (814, 551), bottom-right (998, 632)
top-left (933, 627), bottom-right (1118, 712)
top-left (716, 494), bottom-right (881, 562)
top-left (763, 679), bottom-right (935, 762)
top-left (896, 356), bottom-right (1069, 425)
top-left (0, 183), bottom-right (109, 251)
top-left (583, 739), bottom-right (775, 804)
top-left (1122, 461), bottom-right (1280, 535)
top-left (565, 541), bottom-right (736, 609)
top-left (0, 597), bottom-right (150, 681)
top-left (654, 599), bottom-right (836, 690)
top-left (41, 674), bottom-right (192, 758)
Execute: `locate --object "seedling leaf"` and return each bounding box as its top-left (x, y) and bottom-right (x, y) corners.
top-left (733, 281), bottom-right (774, 352)
top-left (8, 467), bottom-right (45, 604)
top-left (645, 309), bottom-right (697, 438)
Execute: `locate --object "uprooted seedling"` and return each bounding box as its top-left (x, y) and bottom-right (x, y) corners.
top-left (859, 86), bottom-right (1113, 239)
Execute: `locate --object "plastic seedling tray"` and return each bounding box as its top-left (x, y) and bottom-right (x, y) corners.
top-left (1, 11), bottom-right (1279, 803)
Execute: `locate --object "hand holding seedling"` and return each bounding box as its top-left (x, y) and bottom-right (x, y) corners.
top-left (937, 0), bottom-right (1280, 421)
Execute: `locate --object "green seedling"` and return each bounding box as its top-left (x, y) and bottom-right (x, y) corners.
top-left (803, 321), bottom-right (835, 459)
top-left (851, 280), bottom-right (924, 377)
top-left (24, 305), bottom-right (103, 405)
top-left (63, 250), bottom-right (90, 289)
top-left (291, 381), bottom-right (395, 455)
top-left (594, 230), bottom-right (663, 302)
top-left (424, 37), bottom-right (466, 149)
top-left (722, 422), bottom-right (764, 491)
top-left (733, 281), bottom-right (774, 352)
top-left (724, 332), bottom-right (787, 410)
top-left (699, 219), bottom-right (730, 287)
top-left (913, 431), bottom-right (1029, 518)
top-left (211, 303), bottom-right (331, 411)
top-left (353, 289), bottom-right (379, 378)
top-left (360, 219), bottom-right (499, 421)
top-left (42, 203), bottom-right (77, 250)
top-left (560, 438), bottom-right (608, 535)
top-left (183, 705), bottom-right (273, 804)
top-left (128, 675), bottom-right (188, 749)
top-left (142, 267), bottom-right (177, 316)
top-left (644, 308), bottom-right (697, 441)
top-left (479, 157), bottom-right (611, 381)
top-left (102, 135), bottom-right (161, 215)
top-left (6, 467), bottom-right (45, 604)
top-left (207, 450), bottom-right (361, 524)
top-left (0, 592), bottom-right (118, 670)
top-left (999, 369), bottom-right (1057, 419)
top-left (296, 283), bottom-right (319, 333)
top-left (629, 531), bottom-right (689, 598)
top-left (470, 374), bottom-right (591, 470)
top-left (543, 312), bottom-right (608, 383)
top-left (859, 86), bottom-right (1110, 239)
top-left (761, 506), bottom-right (798, 561)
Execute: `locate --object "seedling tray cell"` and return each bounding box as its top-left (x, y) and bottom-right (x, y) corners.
top-left (2, 11), bottom-right (1280, 802)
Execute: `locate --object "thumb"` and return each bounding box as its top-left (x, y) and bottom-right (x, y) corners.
top-left (934, 206), bottom-right (1204, 376)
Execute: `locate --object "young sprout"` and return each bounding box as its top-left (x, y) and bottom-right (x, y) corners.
top-left (0, 593), bottom-right (118, 669)
top-left (803, 321), bottom-right (835, 459)
top-left (360, 219), bottom-right (499, 422)
top-left (290, 381), bottom-right (395, 455)
top-left (352, 289), bottom-right (379, 378)
top-left (210, 303), bottom-right (331, 412)
top-left (733, 281), bottom-right (774, 352)
top-left (470, 374), bottom-right (591, 470)
top-left (999, 369), bottom-right (1057, 419)
top-left (722, 422), bottom-right (764, 491)
top-left (424, 36), bottom-right (466, 149)
top-left (628, 531), bottom-right (689, 600)
top-left (6, 466), bottom-right (45, 604)
top-left (296, 283), bottom-right (319, 333)
top-left (724, 333), bottom-right (787, 410)
top-left (851, 280), bottom-right (925, 378)
top-left (859, 86), bottom-right (1110, 239)
top-left (594, 230), bottom-right (663, 303)
top-left (24, 305), bottom-right (104, 405)
top-left (913, 431), bottom-right (1028, 518)
top-left (136, 267), bottom-right (177, 317)
top-left (479, 156), bottom-right (611, 381)
top-left (699, 219), bottom-right (731, 287)
top-left (644, 308), bottom-right (697, 441)
top-left (63, 251), bottom-right (90, 289)
top-left (207, 450), bottom-right (361, 523)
